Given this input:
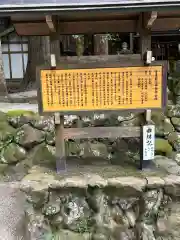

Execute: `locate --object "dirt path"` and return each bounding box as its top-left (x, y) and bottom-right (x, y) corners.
top-left (0, 182), bottom-right (26, 240)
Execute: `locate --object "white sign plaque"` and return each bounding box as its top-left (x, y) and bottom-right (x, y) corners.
top-left (142, 125), bottom-right (155, 161)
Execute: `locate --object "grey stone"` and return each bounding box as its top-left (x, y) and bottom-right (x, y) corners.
top-left (30, 115), bottom-right (54, 132)
top-left (164, 175), bottom-right (180, 196)
top-left (107, 177), bottom-right (146, 197)
top-left (171, 117), bottom-right (180, 132)
top-left (146, 177), bottom-right (165, 189)
top-left (153, 155), bottom-right (180, 175)
top-left (79, 141), bottom-right (110, 160)
top-left (14, 124), bottom-right (45, 149)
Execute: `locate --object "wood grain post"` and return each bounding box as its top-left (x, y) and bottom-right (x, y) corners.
top-left (50, 33), bottom-right (66, 172)
top-left (76, 36), bottom-right (84, 138)
top-left (139, 13), bottom-right (153, 169)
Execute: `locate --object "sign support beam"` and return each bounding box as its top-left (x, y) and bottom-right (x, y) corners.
top-left (144, 11), bottom-right (158, 29)
top-left (139, 12), bottom-right (155, 170)
top-left (50, 33), bottom-right (66, 173)
top-left (46, 15), bottom-right (56, 32)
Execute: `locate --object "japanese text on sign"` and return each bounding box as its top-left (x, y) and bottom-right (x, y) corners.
top-left (142, 125), bottom-right (155, 160)
top-left (40, 66), bottom-right (163, 112)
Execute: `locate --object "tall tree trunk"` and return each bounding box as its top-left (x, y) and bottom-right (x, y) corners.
top-left (22, 36), bottom-right (51, 90)
top-left (0, 40), bottom-right (8, 97)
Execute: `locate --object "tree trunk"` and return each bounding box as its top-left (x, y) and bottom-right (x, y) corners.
top-left (0, 39), bottom-right (8, 97)
top-left (23, 36), bottom-right (51, 90)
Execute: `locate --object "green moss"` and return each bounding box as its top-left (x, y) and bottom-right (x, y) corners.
top-left (6, 110), bottom-right (36, 117)
top-left (155, 138), bottom-right (173, 156)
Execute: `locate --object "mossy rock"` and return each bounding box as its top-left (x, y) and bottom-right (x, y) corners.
top-left (0, 143), bottom-right (26, 164)
top-left (171, 117), bottom-right (180, 131)
top-left (66, 140), bottom-right (81, 156)
top-left (151, 111), bottom-right (165, 124)
top-left (79, 141), bottom-right (109, 159)
top-left (27, 144), bottom-right (56, 169)
top-left (155, 138), bottom-right (173, 156)
top-left (0, 163), bottom-right (8, 174)
top-left (45, 131), bottom-right (55, 146)
top-left (168, 132), bottom-right (180, 152)
top-left (46, 231), bottom-right (90, 240)
top-left (155, 121), bottom-right (174, 137)
top-left (173, 80), bottom-right (180, 96)
top-left (0, 121), bottom-right (16, 142)
top-left (6, 109), bottom-right (35, 117)
top-left (14, 124), bottom-right (45, 149)
top-left (165, 105), bottom-right (180, 118)
top-left (120, 115), bottom-right (145, 127)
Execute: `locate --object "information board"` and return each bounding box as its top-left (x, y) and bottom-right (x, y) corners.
top-left (39, 65), bottom-right (164, 113)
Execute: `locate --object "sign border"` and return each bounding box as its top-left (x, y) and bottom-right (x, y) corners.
top-left (36, 61), bottom-right (167, 115)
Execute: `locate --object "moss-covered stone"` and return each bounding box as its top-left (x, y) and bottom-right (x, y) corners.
top-left (30, 115), bottom-right (54, 132)
top-left (173, 80), bottom-right (180, 96)
top-left (48, 231), bottom-right (90, 240)
top-left (155, 121), bottom-right (174, 137)
top-left (0, 121), bottom-right (16, 142)
top-left (0, 163), bottom-right (8, 174)
top-left (151, 111), bottom-right (165, 123)
top-left (120, 114), bottom-right (145, 127)
top-left (155, 138), bottom-right (173, 156)
top-left (168, 132), bottom-right (180, 152)
top-left (14, 124), bottom-right (45, 149)
top-left (79, 141), bottom-right (110, 159)
top-left (45, 131), bottom-right (55, 146)
top-left (0, 143), bottom-right (26, 164)
top-left (65, 140), bottom-right (81, 156)
top-left (166, 105), bottom-right (180, 118)
top-left (27, 144), bottom-right (56, 168)
top-left (171, 117), bottom-right (180, 132)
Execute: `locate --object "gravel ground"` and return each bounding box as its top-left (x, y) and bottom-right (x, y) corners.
top-left (0, 102), bottom-right (38, 113)
top-left (0, 182), bottom-right (26, 240)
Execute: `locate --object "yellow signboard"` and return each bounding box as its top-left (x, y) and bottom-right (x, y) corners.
top-left (40, 66), bottom-right (163, 112)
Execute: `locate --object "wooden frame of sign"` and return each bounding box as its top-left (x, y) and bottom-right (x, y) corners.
top-left (36, 12), bottom-right (168, 172)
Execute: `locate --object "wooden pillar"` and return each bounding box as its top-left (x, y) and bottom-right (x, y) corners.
top-left (50, 33), bottom-right (66, 172)
top-left (139, 13), bottom-right (152, 123)
top-left (130, 33), bottom-right (134, 53)
top-left (139, 13), bottom-right (151, 60)
top-left (0, 39), bottom-right (8, 97)
top-left (139, 13), bottom-right (154, 169)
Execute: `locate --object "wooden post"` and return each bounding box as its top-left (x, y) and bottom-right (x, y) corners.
top-left (130, 33), bottom-right (134, 53)
top-left (76, 36), bottom-right (84, 134)
top-left (139, 13), bottom-right (155, 169)
top-left (50, 33), bottom-right (66, 172)
top-left (0, 39), bottom-right (9, 97)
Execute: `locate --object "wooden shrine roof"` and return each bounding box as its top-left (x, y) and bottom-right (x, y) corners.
top-left (0, 0), bottom-right (180, 14)
top-left (1, 0), bottom-right (180, 35)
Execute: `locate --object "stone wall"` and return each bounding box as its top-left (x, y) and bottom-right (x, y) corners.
top-left (20, 167), bottom-right (180, 240)
top-left (1, 95), bottom-right (180, 179)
